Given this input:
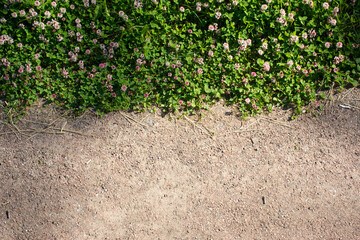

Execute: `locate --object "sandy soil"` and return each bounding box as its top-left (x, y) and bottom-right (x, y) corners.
top-left (0, 88), bottom-right (359, 240)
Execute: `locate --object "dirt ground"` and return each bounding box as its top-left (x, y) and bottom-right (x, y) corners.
top-left (0, 88), bottom-right (359, 240)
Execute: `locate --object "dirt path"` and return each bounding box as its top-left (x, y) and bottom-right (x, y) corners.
top-left (0, 88), bottom-right (359, 240)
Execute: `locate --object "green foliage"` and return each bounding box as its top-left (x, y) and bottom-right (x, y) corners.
top-left (0, 0), bottom-right (359, 116)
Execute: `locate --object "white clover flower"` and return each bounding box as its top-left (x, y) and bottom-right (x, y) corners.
top-left (262, 42), bottom-right (268, 50)
top-left (280, 9), bottom-right (286, 17)
top-left (287, 60), bottom-right (294, 67)
top-left (261, 4), bottom-right (268, 12)
top-left (44, 11), bottom-right (51, 18)
top-left (263, 62), bottom-right (270, 72)
top-left (290, 35), bottom-right (299, 43)
top-left (215, 12), bottom-right (222, 19)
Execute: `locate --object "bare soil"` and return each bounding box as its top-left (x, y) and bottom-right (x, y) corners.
top-left (0, 88), bottom-right (359, 240)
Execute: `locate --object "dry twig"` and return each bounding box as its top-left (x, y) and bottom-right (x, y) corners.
top-left (234, 128), bottom-right (263, 133)
top-left (0, 120), bottom-right (20, 140)
top-left (0, 124), bottom-right (90, 138)
top-left (236, 118), bottom-right (262, 131)
top-left (119, 112), bottom-right (148, 128)
top-left (60, 121), bottom-right (67, 132)
top-left (139, 113), bottom-right (150, 123)
top-left (262, 116), bottom-right (293, 128)
top-left (338, 87), bottom-right (355, 102)
top-left (50, 127), bottom-right (91, 136)
top-left (184, 116), bottom-right (215, 138)
top-left (324, 82), bottom-right (335, 112)
top-left (0, 129), bottom-right (65, 136)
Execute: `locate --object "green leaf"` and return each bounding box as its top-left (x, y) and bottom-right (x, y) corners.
top-left (141, 25), bottom-right (149, 37)
top-left (103, 0), bottom-right (110, 17)
top-left (347, 76), bottom-right (358, 87)
top-left (94, 4), bottom-right (103, 20)
top-left (186, 56), bottom-right (192, 64)
top-left (204, 83), bottom-right (211, 93)
top-left (150, 22), bottom-right (160, 29)
top-left (299, 16), bottom-right (307, 25)
top-left (257, 58), bottom-right (264, 65)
